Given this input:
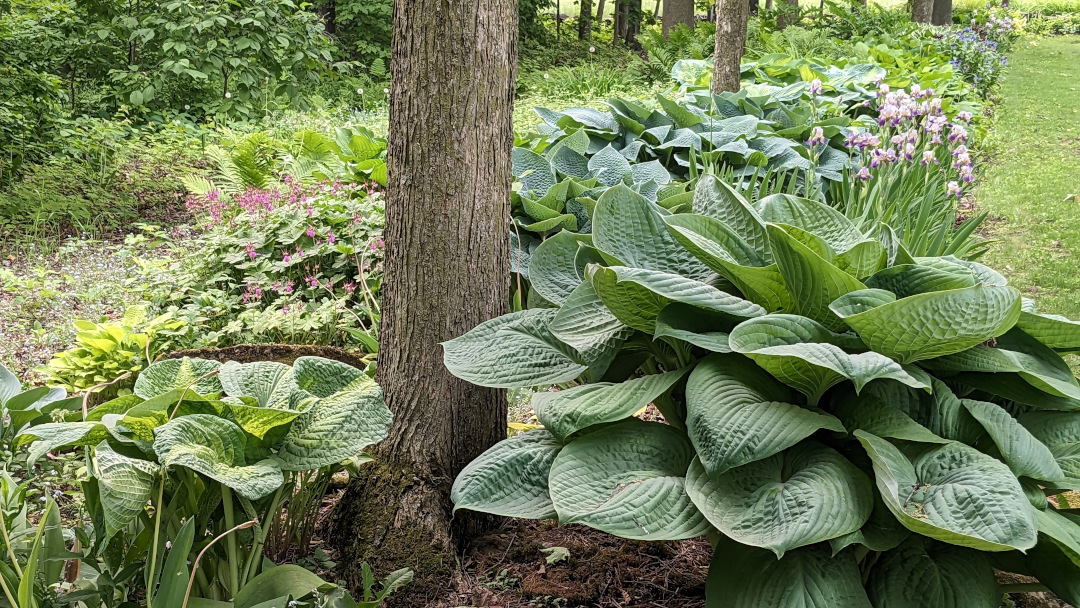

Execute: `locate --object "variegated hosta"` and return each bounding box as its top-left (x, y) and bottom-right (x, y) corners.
top-left (443, 176), bottom-right (1080, 607)
top-left (16, 356), bottom-right (392, 539)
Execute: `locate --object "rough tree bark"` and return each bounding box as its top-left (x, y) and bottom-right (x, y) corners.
top-left (712, 0), bottom-right (748, 93)
top-left (578, 0), bottom-right (593, 38)
top-left (331, 0), bottom-right (515, 594)
top-left (596, 0), bottom-right (607, 25)
top-left (912, 0), bottom-right (934, 22)
top-left (931, 0), bottom-right (953, 25)
top-left (662, 0), bottom-right (695, 36)
top-left (614, 0), bottom-right (627, 44)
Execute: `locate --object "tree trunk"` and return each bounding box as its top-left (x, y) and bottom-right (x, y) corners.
top-left (331, 0), bottom-right (515, 593)
top-left (931, 0), bottom-right (952, 25)
top-left (662, 0), bottom-right (695, 36)
top-left (776, 0), bottom-right (798, 28)
top-left (912, 0), bottom-right (933, 22)
top-left (579, 0), bottom-right (593, 38)
top-left (748, 0), bottom-right (757, 17)
top-left (624, 0), bottom-right (643, 47)
top-left (712, 0), bottom-right (748, 93)
top-left (596, 0), bottom-right (607, 24)
top-left (614, 0), bottom-right (627, 44)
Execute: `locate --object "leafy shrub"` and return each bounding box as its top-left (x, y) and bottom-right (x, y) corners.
top-left (519, 64), bottom-right (645, 100)
top-left (933, 27), bottom-right (1011, 96)
top-left (444, 178), bottom-right (1080, 606)
top-left (16, 355), bottom-right (401, 605)
top-left (1022, 11), bottom-right (1080, 35)
top-left (632, 22), bottom-right (717, 84)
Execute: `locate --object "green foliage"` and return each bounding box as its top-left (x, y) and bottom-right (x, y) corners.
top-left (0, 485), bottom-right (66, 608)
top-left (444, 178), bottom-right (1080, 605)
top-left (335, 0), bottom-right (392, 68)
top-left (0, 363), bottom-right (80, 446)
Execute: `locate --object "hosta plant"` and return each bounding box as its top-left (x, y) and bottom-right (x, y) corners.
top-left (15, 355), bottom-right (393, 605)
top-left (444, 176), bottom-right (1080, 606)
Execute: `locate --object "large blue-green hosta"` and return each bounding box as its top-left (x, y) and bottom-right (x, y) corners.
top-left (444, 176), bottom-right (1080, 606)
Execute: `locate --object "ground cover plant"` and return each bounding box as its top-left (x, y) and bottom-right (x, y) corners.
top-left (446, 177), bottom-right (1080, 606)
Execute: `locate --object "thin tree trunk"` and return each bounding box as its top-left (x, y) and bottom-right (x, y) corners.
top-left (614, 0), bottom-right (627, 45)
top-left (654, 0), bottom-right (663, 19)
top-left (579, 0), bottom-right (593, 38)
top-left (331, 0), bottom-right (515, 593)
top-left (931, 0), bottom-right (952, 25)
top-left (625, 0), bottom-right (643, 46)
top-left (596, 0), bottom-right (607, 24)
top-left (662, 0), bottom-right (695, 36)
top-left (765, 0), bottom-right (773, 9)
top-left (776, 0), bottom-right (798, 28)
top-left (912, 0), bottom-right (933, 22)
top-left (712, 0), bottom-right (748, 93)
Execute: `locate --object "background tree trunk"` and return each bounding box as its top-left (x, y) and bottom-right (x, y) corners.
top-left (578, 0), bottom-right (593, 38)
top-left (614, 0), bottom-right (627, 44)
top-left (596, 0), bottom-right (607, 25)
top-left (776, 0), bottom-right (798, 28)
top-left (624, 0), bottom-right (643, 47)
top-left (331, 0), bottom-right (515, 593)
top-left (662, 0), bottom-right (695, 36)
top-left (912, 0), bottom-right (933, 22)
top-left (712, 0), bottom-right (748, 93)
top-left (931, 0), bottom-right (952, 25)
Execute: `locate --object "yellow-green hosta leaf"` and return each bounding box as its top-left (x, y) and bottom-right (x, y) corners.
top-left (93, 442), bottom-right (160, 540)
top-left (686, 353), bottom-right (844, 477)
top-left (451, 429), bottom-right (563, 519)
top-left (855, 430), bottom-right (1037, 552)
top-left (588, 265), bottom-right (764, 334)
top-left (691, 175), bottom-right (771, 258)
top-left (830, 285), bottom-right (1022, 364)
top-left (1016, 311), bottom-right (1080, 352)
top-left (1017, 411), bottom-right (1080, 484)
top-left (442, 309), bottom-right (587, 388)
top-left (961, 399), bottom-right (1064, 482)
top-left (686, 442), bottom-right (873, 557)
top-left (533, 368), bottom-right (690, 441)
top-left (135, 357), bottom-right (223, 399)
top-left (768, 223), bottom-right (866, 330)
top-left (832, 239), bottom-right (887, 280)
top-left (274, 387), bottom-right (392, 471)
top-left (18, 422), bottom-right (111, 466)
top-left (219, 361), bottom-right (294, 408)
top-left (705, 538), bottom-right (872, 608)
top-left (729, 314), bottom-right (929, 404)
top-left (291, 356), bottom-right (374, 398)
top-left (865, 536), bottom-right (999, 608)
top-left (548, 419), bottom-right (709, 540)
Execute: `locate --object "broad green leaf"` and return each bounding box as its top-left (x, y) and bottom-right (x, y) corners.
top-left (0, 363), bottom-right (20, 405)
top-left (1016, 311), bottom-right (1080, 352)
top-left (451, 429), bottom-right (562, 519)
top-left (705, 538), bottom-right (872, 608)
top-left (686, 442), bottom-right (873, 557)
top-left (219, 361), bottom-right (294, 407)
top-left (442, 309), bottom-right (586, 388)
top-left (757, 193), bottom-right (867, 254)
top-left (691, 175), bottom-right (770, 258)
top-left (153, 414), bottom-right (284, 500)
top-left (866, 536), bottom-right (999, 608)
top-left (962, 399), bottom-right (1064, 482)
top-left (1034, 508), bottom-right (1080, 567)
top-left (729, 314), bottom-right (928, 404)
top-left (274, 387), bottom-right (392, 471)
top-left (224, 404), bottom-right (303, 441)
top-left (528, 232), bottom-right (595, 306)
top-left (534, 368), bottom-right (690, 441)
top-left (864, 263), bottom-right (976, 299)
top-left (588, 144), bottom-right (633, 187)
top-left (233, 565), bottom-right (329, 608)
top-left (547, 281), bottom-right (633, 375)
top-left (292, 356), bottom-right (373, 398)
top-left (828, 491), bottom-right (910, 554)
top-left (135, 357), bottom-right (223, 399)
top-left (768, 223), bottom-right (866, 330)
top-left (93, 442), bottom-right (160, 540)
top-left (512, 147), bottom-right (556, 195)
top-left (861, 379), bottom-right (982, 444)
top-left (653, 304), bottom-right (733, 352)
top-left (18, 422), bottom-right (110, 465)
top-left (1018, 411), bottom-right (1080, 483)
top-left (686, 353), bottom-right (843, 476)
top-left (855, 431), bottom-right (1037, 551)
top-left (830, 285), bottom-right (1022, 363)
top-left (589, 265), bottom-right (763, 334)
top-left (832, 390), bottom-right (948, 444)
top-left (1027, 535), bottom-right (1080, 606)
top-left (548, 419), bottom-right (709, 540)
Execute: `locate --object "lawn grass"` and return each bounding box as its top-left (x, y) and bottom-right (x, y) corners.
top-left (976, 36), bottom-right (1080, 319)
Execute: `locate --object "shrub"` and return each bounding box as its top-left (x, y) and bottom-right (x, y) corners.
top-left (444, 178), bottom-right (1080, 606)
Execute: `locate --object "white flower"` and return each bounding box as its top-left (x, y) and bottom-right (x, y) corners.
top-left (543, 73), bottom-right (550, 79)
top-left (589, 46), bottom-right (595, 52)
top-left (357, 88), bottom-right (363, 94)
top-left (383, 88), bottom-right (389, 94)
top-left (165, 541), bottom-right (172, 549)
top-left (184, 104), bottom-right (190, 110)
top-left (225, 92), bottom-right (231, 98)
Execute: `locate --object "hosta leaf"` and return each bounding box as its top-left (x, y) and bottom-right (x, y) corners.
top-left (686, 442), bottom-right (873, 557)
top-left (451, 429), bottom-right (562, 519)
top-left (275, 387), bottom-right (392, 471)
top-left (832, 390), bottom-right (948, 444)
top-left (135, 357), bottom-right (223, 399)
top-left (962, 399), bottom-right (1064, 482)
top-left (292, 356), bottom-right (373, 398)
top-left (547, 281), bottom-right (633, 375)
top-left (653, 304), bottom-right (733, 352)
top-left (18, 422), bottom-right (110, 466)
top-left (219, 361), bottom-right (293, 408)
top-left (830, 285), bottom-right (1022, 364)
top-left (528, 232), bottom-right (595, 306)
top-left (864, 263), bottom-right (976, 299)
top-left (1028, 536), bottom-right (1080, 606)
top-left (512, 147), bottom-right (556, 195)
top-left (686, 353), bottom-right (844, 477)
top-left (442, 309), bottom-right (586, 388)
top-left (534, 368), bottom-right (689, 441)
top-left (592, 184), bottom-right (712, 280)
top-left (548, 419), bottom-right (709, 540)
top-left (861, 379), bottom-right (982, 444)
top-left (1016, 311), bottom-right (1080, 352)
top-left (757, 193), bottom-right (866, 254)
top-left (768, 223), bottom-right (866, 330)
top-left (1034, 508), bottom-right (1080, 567)
top-left (855, 431), bottom-right (1037, 551)
top-left (705, 538), bottom-right (872, 608)
top-left (93, 442), bottom-right (160, 540)
top-left (589, 265), bottom-right (763, 334)
top-left (223, 404), bottom-right (302, 442)
top-left (691, 175), bottom-right (770, 257)
top-left (153, 414), bottom-right (284, 500)
top-left (588, 144), bottom-right (633, 187)
top-left (729, 314), bottom-right (928, 404)
top-left (865, 536), bottom-right (999, 608)
top-left (828, 491), bottom-right (910, 554)
top-left (1017, 411), bottom-right (1080, 483)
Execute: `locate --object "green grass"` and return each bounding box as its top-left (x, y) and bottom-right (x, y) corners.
top-left (976, 36), bottom-right (1080, 319)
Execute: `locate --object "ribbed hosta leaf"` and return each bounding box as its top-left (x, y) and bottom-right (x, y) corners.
top-left (729, 314), bottom-right (928, 404)
top-left (442, 309), bottom-right (586, 388)
top-left (219, 361), bottom-right (294, 408)
top-left (1016, 311), bottom-right (1080, 352)
top-left (686, 354), bottom-right (844, 476)
top-left (589, 265), bottom-right (764, 333)
top-left (768, 223), bottom-right (866, 330)
top-left (292, 356), bottom-right (373, 398)
top-left (862, 379), bottom-right (982, 444)
top-left (864, 262), bottom-right (976, 298)
top-left (153, 414), bottom-right (284, 500)
top-left (592, 184), bottom-right (712, 280)
top-left (828, 492), bottom-right (910, 554)
top-left (653, 304), bottom-right (733, 352)
top-left (528, 232), bottom-right (596, 306)
top-left (832, 391), bottom-right (948, 445)
top-left (274, 386), bottom-right (391, 471)
top-left (224, 404), bottom-right (302, 441)
top-left (686, 442), bottom-right (872, 557)
top-left (705, 538), bottom-right (872, 608)
top-left (961, 399), bottom-right (1064, 482)
top-left (856, 431), bottom-right (1037, 551)
top-left (757, 193), bottom-right (867, 255)
top-left (19, 422), bottom-right (110, 466)
top-left (691, 175), bottom-right (771, 258)
top-left (1035, 508), bottom-right (1080, 567)
top-left (135, 357), bottom-right (223, 399)
top-left (548, 419), bottom-right (709, 540)
top-left (93, 442), bottom-right (160, 540)
top-left (534, 368), bottom-right (690, 441)
top-left (865, 536), bottom-right (999, 608)
top-left (451, 430), bottom-right (563, 519)
top-left (547, 281), bottom-right (633, 375)
top-left (830, 285), bottom-right (1022, 364)
top-left (1018, 411), bottom-right (1080, 483)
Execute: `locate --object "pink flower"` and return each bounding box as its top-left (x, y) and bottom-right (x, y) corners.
top-left (306, 227), bottom-right (316, 238)
top-left (327, 232), bottom-right (336, 244)
top-left (808, 79), bottom-right (823, 95)
top-left (807, 126), bottom-right (826, 147)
